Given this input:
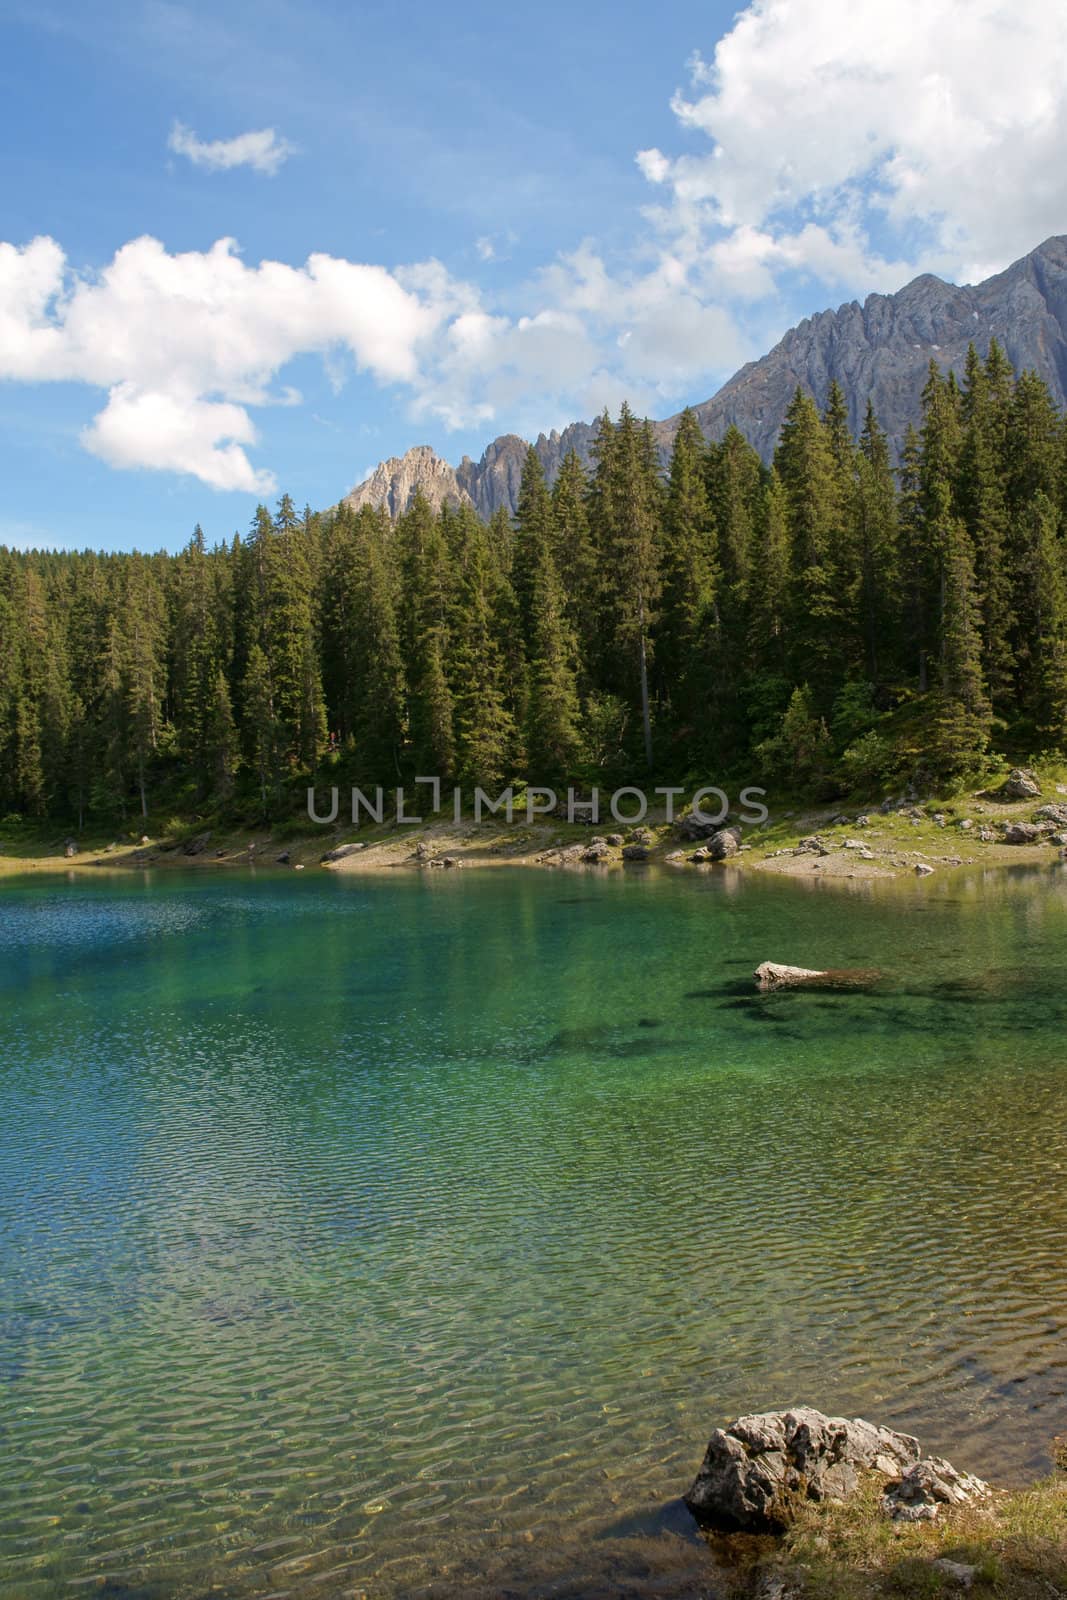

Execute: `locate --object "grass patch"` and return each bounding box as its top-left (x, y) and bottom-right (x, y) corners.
top-left (718, 1475), bottom-right (1067, 1599)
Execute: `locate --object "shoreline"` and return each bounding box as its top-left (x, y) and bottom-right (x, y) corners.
top-left (2, 790), bottom-right (1064, 888)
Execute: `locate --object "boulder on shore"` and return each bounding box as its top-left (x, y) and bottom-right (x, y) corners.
top-left (1003, 822), bottom-right (1046, 844)
top-left (684, 1408), bottom-right (920, 1533)
top-left (320, 841), bottom-right (367, 863)
top-left (684, 1408), bottom-right (989, 1535)
top-left (677, 812), bottom-right (729, 841)
top-left (987, 768), bottom-right (1041, 801)
top-left (794, 835), bottom-right (830, 856)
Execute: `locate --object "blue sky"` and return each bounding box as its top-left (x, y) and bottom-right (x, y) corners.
top-left (2, 0), bottom-right (1066, 552)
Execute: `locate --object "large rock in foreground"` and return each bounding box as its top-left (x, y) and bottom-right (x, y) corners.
top-left (684, 1408), bottom-right (920, 1532)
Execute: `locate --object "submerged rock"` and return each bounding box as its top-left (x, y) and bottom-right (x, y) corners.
top-left (754, 963), bottom-right (881, 991)
top-left (756, 962), bottom-right (828, 989)
top-left (684, 1408), bottom-right (920, 1533)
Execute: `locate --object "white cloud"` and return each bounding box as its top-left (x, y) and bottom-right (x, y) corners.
top-left (0, 235), bottom-right (458, 488)
top-left (474, 230), bottom-right (518, 264)
top-left (646, 0), bottom-right (1067, 288)
top-left (168, 121), bottom-right (295, 176)
top-left (82, 385), bottom-right (275, 494)
top-left (7, 0), bottom-right (1066, 493)
top-left (0, 230), bottom-right (751, 488)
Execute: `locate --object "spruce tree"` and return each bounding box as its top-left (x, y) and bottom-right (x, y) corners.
top-left (400, 494), bottom-right (456, 777)
top-left (450, 521), bottom-right (514, 787)
top-left (657, 408), bottom-right (716, 732)
top-left (773, 388), bottom-right (841, 698)
top-left (513, 446), bottom-right (555, 644)
top-left (1014, 491), bottom-right (1067, 750)
top-left (122, 558), bottom-right (168, 820)
top-left (550, 449), bottom-right (598, 670)
top-left (958, 346), bottom-right (1014, 710)
top-left (591, 404), bottom-right (663, 768)
top-left (243, 643), bottom-right (277, 812)
top-left (523, 511), bottom-right (585, 786)
top-left (853, 402), bottom-right (899, 682)
top-left (931, 487), bottom-right (993, 780)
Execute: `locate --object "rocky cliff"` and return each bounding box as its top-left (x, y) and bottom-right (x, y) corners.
top-left (343, 235), bottom-right (1067, 519)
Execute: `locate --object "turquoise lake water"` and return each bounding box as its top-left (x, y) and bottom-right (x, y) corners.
top-left (1, 862), bottom-right (1066, 1598)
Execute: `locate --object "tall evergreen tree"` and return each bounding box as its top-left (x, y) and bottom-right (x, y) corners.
top-left (657, 408), bottom-right (716, 732)
top-left (774, 388), bottom-right (842, 698)
top-left (590, 404), bottom-right (663, 767)
top-left (930, 486), bottom-right (993, 779)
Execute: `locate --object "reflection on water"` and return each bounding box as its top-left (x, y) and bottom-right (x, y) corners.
top-left (1, 863), bottom-right (1066, 1597)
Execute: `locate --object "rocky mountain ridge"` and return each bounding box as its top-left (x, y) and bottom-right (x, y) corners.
top-left (342, 234), bottom-right (1067, 520)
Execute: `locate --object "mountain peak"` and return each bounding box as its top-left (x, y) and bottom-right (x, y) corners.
top-left (344, 235), bottom-right (1067, 520)
top-left (343, 445), bottom-right (471, 519)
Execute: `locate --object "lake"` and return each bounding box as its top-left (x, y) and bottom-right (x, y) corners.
top-left (1, 863), bottom-right (1066, 1598)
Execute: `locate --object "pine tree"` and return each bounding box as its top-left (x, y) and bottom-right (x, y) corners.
top-left (400, 494), bottom-right (456, 777)
top-left (853, 402), bottom-right (899, 681)
top-left (265, 494), bottom-right (327, 772)
top-left (931, 488), bottom-right (993, 780)
top-left (450, 521), bottom-right (514, 787)
top-left (897, 424), bottom-right (938, 690)
top-left (350, 517), bottom-right (408, 780)
top-left (747, 469), bottom-right (791, 672)
top-left (591, 404), bottom-right (663, 768)
top-left (958, 346), bottom-right (1014, 710)
top-left (122, 557), bottom-right (168, 820)
top-left (1014, 491), bottom-right (1067, 750)
top-left (773, 389), bottom-right (842, 697)
top-left (550, 448), bottom-right (598, 656)
top-left (243, 643), bottom-right (278, 812)
top-left (657, 408), bottom-right (716, 731)
top-left (513, 446), bottom-right (556, 643)
top-left (523, 509), bottom-right (585, 786)
top-left (205, 668), bottom-right (238, 799)
top-left (823, 380), bottom-right (856, 498)
top-left (171, 525), bottom-right (223, 794)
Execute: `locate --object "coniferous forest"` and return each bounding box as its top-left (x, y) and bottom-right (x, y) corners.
top-left (4, 340), bottom-right (1067, 828)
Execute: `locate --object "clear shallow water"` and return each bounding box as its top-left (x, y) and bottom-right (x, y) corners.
top-left (1, 862), bottom-right (1066, 1599)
